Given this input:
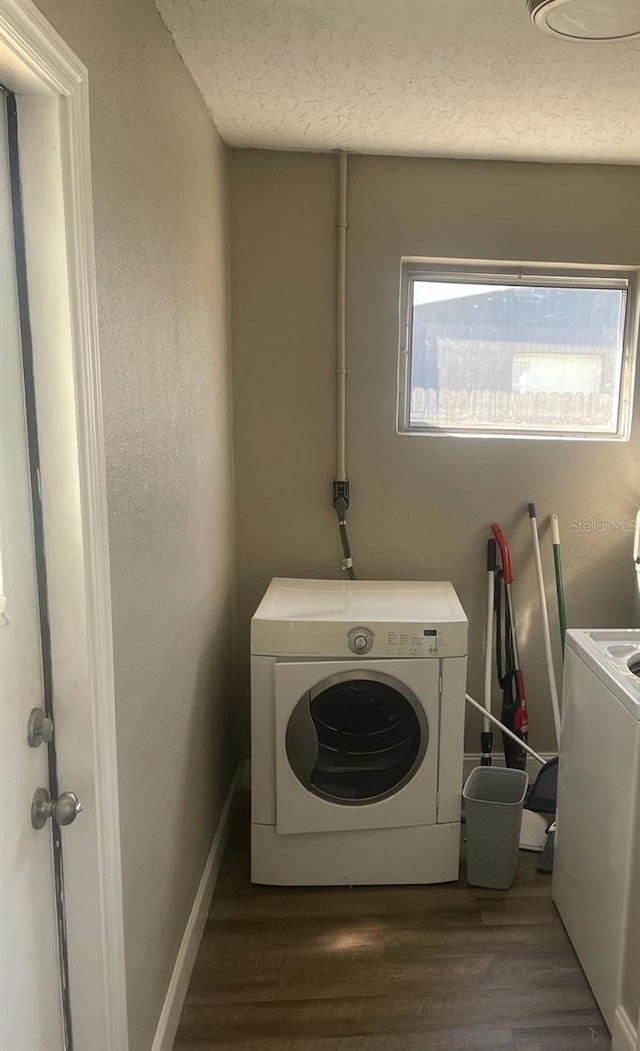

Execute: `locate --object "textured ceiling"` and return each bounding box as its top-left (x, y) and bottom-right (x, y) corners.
top-left (156, 0), bottom-right (640, 164)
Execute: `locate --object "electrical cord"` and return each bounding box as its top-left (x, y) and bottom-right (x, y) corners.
top-left (338, 518), bottom-right (356, 580)
top-left (333, 482), bottom-right (356, 579)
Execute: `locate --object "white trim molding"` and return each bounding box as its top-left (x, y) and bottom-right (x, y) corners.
top-left (0, 3), bottom-right (129, 1049)
top-left (612, 1005), bottom-right (638, 1051)
top-left (151, 766), bottom-right (244, 1051)
top-left (0, 0), bottom-right (82, 95)
top-left (62, 76), bottom-right (130, 1051)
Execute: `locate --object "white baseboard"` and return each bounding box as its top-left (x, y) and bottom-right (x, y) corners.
top-left (612, 1006), bottom-right (638, 1051)
top-left (463, 751), bottom-right (556, 783)
top-left (151, 763), bottom-right (243, 1051)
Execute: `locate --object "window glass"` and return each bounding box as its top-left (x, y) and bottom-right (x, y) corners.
top-left (400, 270), bottom-right (635, 439)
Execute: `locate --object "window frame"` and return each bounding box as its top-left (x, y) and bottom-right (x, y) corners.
top-left (397, 259), bottom-right (640, 441)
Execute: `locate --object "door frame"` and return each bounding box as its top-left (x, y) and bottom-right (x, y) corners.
top-left (0, 3), bottom-right (128, 1048)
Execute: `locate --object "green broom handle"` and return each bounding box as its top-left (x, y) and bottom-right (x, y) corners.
top-left (551, 514), bottom-right (567, 656)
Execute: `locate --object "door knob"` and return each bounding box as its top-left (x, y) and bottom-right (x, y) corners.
top-left (27, 707), bottom-right (54, 747)
top-left (31, 788), bottom-right (83, 830)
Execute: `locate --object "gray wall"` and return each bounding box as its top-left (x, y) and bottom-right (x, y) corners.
top-left (231, 149), bottom-right (640, 754)
top-left (36, 2), bottom-right (237, 1049)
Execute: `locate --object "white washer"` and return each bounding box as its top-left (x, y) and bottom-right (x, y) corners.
top-left (554, 629), bottom-right (640, 1030)
top-left (250, 578), bottom-right (468, 886)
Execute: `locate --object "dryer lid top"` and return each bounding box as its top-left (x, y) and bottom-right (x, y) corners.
top-left (252, 578), bottom-right (467, 626)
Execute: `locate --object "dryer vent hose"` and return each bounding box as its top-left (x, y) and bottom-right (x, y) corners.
top-left (333, 479), bottom-right (356, 579)
top-left (338, 517), bottom-right (356, 580)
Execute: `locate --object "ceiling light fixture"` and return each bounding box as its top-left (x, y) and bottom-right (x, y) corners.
top-left (527, 0), bottom-right (640, 41)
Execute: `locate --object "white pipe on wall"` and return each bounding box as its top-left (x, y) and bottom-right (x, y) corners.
top-left (336, 151), bottom-right (348, 482)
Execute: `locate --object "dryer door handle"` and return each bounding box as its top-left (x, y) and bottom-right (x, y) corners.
top-left (285, 694), bottom-right (319, 790)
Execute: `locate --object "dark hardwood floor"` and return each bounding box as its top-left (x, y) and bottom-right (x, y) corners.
top-left (173, 798), bottom-right (610, 1050)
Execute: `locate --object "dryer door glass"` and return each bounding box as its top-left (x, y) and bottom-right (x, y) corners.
top-left (285, 671), bottom-right (428, 805)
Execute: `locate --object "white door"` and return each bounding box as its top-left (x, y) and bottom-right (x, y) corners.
top-left (0, 95), bottom-right (67, 1051)
top-left (0, 9), bottom-right (129, 1049)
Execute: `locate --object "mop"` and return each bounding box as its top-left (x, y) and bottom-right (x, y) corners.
top-left (528, 504), bottom-right (561, 744)
top-left (480, 539), bottom-right (497, 766)
top-left (478, 514), bottom-right (560, 852)
top-left (492, 523), bottom-right (529, 771)
top-left (518, 504), bottom-right (562, 851)
top-left (533, 510), bottom-right (569, 869)
top-left (526, 506), bottom-right (563, 809)
top-left (551, 514), bottom-right (567, 655)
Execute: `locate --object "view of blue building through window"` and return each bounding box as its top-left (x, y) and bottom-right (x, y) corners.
top-left (401, 271), bottom-right (633, 438)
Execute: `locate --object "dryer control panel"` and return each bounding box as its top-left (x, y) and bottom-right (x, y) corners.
top-left (345, 625), bottom-right (445, 657)
top-left (385, 628), bottom-right (440, 657)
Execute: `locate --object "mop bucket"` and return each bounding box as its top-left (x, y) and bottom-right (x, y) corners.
top-left (463, 766), bottom-right (528, 890)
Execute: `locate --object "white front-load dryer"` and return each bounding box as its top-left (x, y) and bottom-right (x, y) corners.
top-left (251, 578), bottom-right (468, 886)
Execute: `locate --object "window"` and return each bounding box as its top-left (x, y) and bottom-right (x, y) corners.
top-left (398, 261), bottom-right (639, 439)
